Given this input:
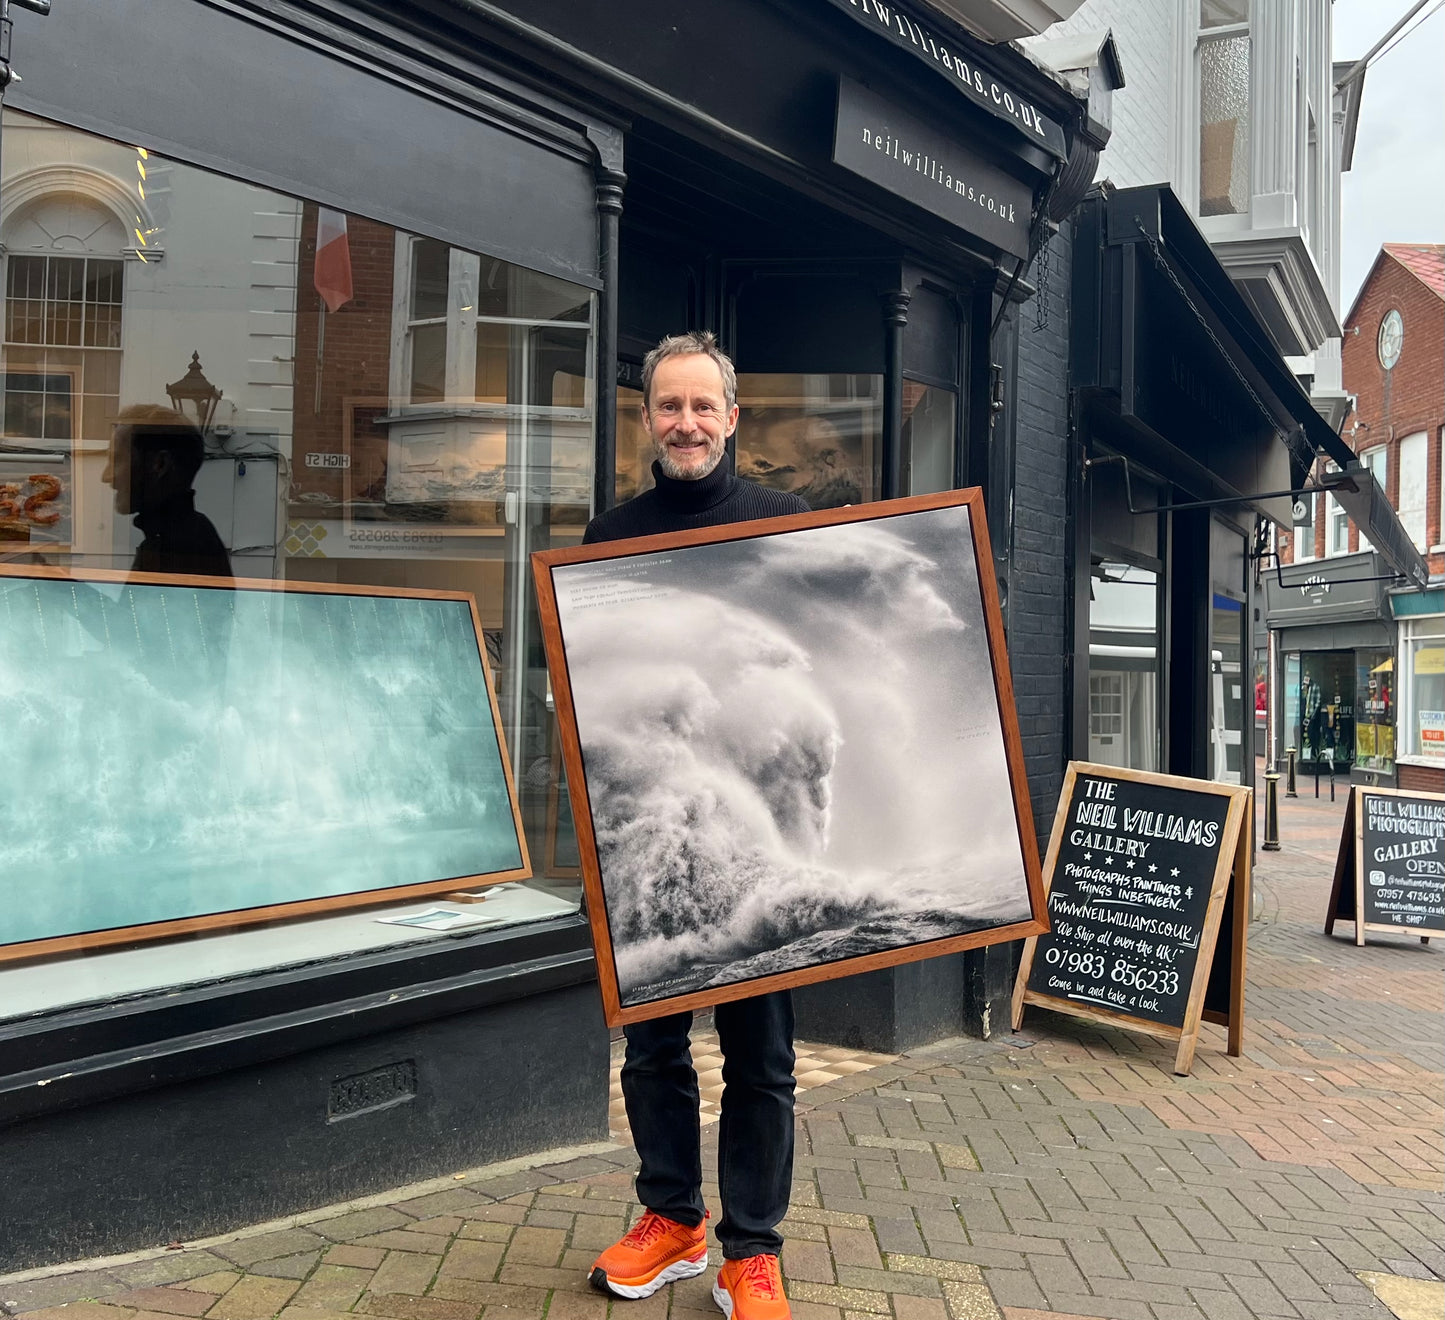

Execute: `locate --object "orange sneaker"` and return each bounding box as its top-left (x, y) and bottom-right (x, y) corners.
top-left (590, 1210), bottom-right (709, 1299)
top-left (712, 1254), bottom-right (790, 1320)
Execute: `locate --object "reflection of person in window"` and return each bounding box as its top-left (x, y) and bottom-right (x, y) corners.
top-left (103, 405), bottom-right (232, 578)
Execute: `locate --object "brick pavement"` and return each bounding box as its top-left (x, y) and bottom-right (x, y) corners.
top-left (3, 780), bottom-right (1440, 1320)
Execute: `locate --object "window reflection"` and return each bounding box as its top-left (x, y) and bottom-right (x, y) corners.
top-left (735, 372), bottom-right (881, 508)
top-left (0, 107), bottom-right (592, 993)
top-left (1088, 561), bottom-right (1160, 772)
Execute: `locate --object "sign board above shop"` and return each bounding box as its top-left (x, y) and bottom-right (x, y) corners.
top-left (833, 77), bottom-right (1033, 258)
top-left (820, 0), bottom-right (1067, 159)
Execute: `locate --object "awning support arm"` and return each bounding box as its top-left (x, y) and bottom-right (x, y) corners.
top-left (1082, 453), bottom-right (1350, 517)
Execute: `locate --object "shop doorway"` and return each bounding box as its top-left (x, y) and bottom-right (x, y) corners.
top-left (1293, 649), bottom-right (1356, 775)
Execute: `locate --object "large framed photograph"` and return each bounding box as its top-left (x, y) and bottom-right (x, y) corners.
top-left (0, 564), bottom-right (530, 963)
top-left (532, 489), bottom-right (1047, 1025)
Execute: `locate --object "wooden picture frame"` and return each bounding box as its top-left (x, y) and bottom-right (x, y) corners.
top-left (531, 488), bottom-right (1048, 1027)
top-left (1326, 785), bottom-right (1444, 945)
top-left (1011, 762), bottom-right (1252, 1076)
top-left (0, 562), bottom-right (530, 963)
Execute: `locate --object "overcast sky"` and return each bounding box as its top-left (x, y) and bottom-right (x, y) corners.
top-left (1335, 2), bottom-right (1445, 315)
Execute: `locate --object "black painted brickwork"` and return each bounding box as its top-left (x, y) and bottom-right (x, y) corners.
top-left (1011, 221), bottom-right (1072, 842)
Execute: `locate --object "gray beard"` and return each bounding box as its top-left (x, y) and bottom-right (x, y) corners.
top-left (654, 441), bottom-right (725, 482)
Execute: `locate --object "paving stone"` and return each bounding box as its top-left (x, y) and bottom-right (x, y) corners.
top-left (359, 1297), bottom-right (479, 1320)
top-left (175, 1277), bottom-right (242, 1297)
top-left (350, 1232), bottom-right (453, 1255)
top-left (436, 1241), bottom-right (504, 1283)
top-left (323, 1247), bottom-right (385, 1271)
top-left (6, 1306), bottom-right (134, 1320)
top-left (112, 1260), bottom-right (234, 1291)
top-left (110, 1291), bottom-right (214, 1316)
top-left (786, 1283), bottom-right (890, 1313)
top-left (312, 1211), bottom-right (415, 1244)
top-left (938, 1282), bottom-right (1000, 1320)
top-left (782, 1239), bottom-right (836, 1285)
top-left (203, 1275), bottom-right (301, 1320)
top-left (1, 1274), bottom-right (130, 1312)
top-left (388, 1192), bottom-right (489, 1221)
top-left (288, 1266), bottom-right (373, 1313)
top-left (247, 1257), bottom-right (320, 1284)
top-left (210, 1234), bottom-right (327, 1271)
top-left (368, 1254), bottom-right (442, 1298)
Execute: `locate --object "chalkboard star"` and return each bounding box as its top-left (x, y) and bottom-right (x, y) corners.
top-left (1084, 852), bottom-right (1092, 860)
top-left (1126, 859), bottom-right (1136, 869)
top-left (1171, 868), bottom-right (1180, 877)
top-left (1148, 864), bottom-right (1158, 873)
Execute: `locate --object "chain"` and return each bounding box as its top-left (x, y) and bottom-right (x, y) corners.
top-left (1032, 233), bottom-right (1051, 333)
top-left (1131, 215), bottom-right (1314, 473)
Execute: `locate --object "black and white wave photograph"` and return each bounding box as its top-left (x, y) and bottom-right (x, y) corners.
top-left (547, 499), bottom-right (1039, 1010)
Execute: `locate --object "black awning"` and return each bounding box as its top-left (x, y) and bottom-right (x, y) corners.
top-left (1078, 185), bottom-right (1428, 589)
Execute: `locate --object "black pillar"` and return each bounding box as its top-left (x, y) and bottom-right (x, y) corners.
top-left (880, 289), bottom-right (911, 500)
top-left (591, 139), bottom-right (625, 517)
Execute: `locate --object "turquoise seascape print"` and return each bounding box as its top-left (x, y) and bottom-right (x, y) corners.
top-left (0, 574), bottom-right (524, 947)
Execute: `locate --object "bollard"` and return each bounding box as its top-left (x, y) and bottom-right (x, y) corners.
top-left (1285, 746), bottom-right (1298, 798)
top-left (1262, 772), bottom-right (1281, 850)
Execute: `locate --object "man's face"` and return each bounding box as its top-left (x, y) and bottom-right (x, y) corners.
top-left (101, 427), bottom-right (136, 515)
top-left (643, 353), bottom-right (739, 481)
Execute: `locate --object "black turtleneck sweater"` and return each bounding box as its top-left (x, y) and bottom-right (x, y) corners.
top-left (132, 490), bottom-right (233, 578)
top-left (582, 458), bottom-right (810, 545)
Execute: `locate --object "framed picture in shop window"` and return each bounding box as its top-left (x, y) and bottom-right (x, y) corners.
top-left (531, 488), bottom-right (1049, 1026)
top-left (0, 564), bottom-right (531, 963)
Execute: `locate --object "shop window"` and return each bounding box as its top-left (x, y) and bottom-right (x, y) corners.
top-left (1403, 630), bottom-right (1445, 760)
top-left (1398, 431), bottom-right (1427, 550)
top-left (1296, 651), bottom-right (1355, 772)
top-left (0, 109), bottom-right (592, 1013)
top-left (901, 380), bottom-right (956, 496)
top-left (1087, 560), bottom-right (1160, 772)
top-left (1198, 0), bottom-right (1251, 218)
top-left (1210, 593), bottom-right (1244, 784)
top-left (733, 373), bottom-right (882, 509)
top-left (1355, 650), bottom-right (1395, 774)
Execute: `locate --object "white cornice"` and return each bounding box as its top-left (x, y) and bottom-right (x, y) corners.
top-left (918, 0), bottom-right (1085, 43)
top-left (1207, 225), bottom-right (1341, 357)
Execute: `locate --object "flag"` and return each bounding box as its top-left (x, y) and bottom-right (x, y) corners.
top-left (313, 207), bottom-right (353, 313)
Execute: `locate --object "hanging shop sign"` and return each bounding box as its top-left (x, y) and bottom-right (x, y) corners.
top-left (834, 77), bottom-right (1033, 258)
top-left (0, 564), bottom-right (530, 962)
top-left (532, 489), bottom-right (1047, 1027)
top-left (821, 0), bottom-right (1066, 158)
top-left (1325, 787), bottom-right (1445, 944)
top-left (1011, 763), bottom-right (1252, 1076)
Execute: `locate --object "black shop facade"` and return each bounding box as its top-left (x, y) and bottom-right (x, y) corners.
top-left (0, 0), bottom-right (1104, 1267)
top-left (1062, 187), bottom-right (1421, 800)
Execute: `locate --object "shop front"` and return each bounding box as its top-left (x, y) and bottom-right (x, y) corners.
top-left (1264, 551), bottom-right (1397, 786)
top-left (1065, 187), bottom-right (1398, 796)
top-left (1390, 586), bottom-right (1445, 792)
top-left (0, 0), bottom-right (1104, 1266)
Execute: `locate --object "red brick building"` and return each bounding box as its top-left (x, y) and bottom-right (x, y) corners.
top-left (1283, 245), bottom-right (1444, 567)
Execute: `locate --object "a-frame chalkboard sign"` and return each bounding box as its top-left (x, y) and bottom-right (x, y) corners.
top-left (1012, 763), bottom-right (1252, 1077)
top-left (1325, 786), bottom-right (1445, 945)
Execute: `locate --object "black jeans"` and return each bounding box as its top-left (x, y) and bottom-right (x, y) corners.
top-left (621, 990), bottom-right (796, 1259)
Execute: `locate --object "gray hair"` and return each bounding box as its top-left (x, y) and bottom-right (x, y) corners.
top-left (641, 331), bottom-right (737, 413)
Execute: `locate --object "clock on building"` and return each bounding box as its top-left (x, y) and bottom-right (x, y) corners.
top-left (1378, 308), bottom-right (1404, 370)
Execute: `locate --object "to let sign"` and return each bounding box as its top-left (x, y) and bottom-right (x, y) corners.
top-left (1012, 763), bottom-right (1252, 1076)
top-left (833, 77), bottom-right (1032, 258)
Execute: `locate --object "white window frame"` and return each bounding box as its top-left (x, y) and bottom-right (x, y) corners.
top-left (1398, 430), bottom-right (1428, 552)
top-left (1293, 491), bottom-right (1316, 562)
top-left (1192, 3), bottom-right (1253, 224)
top-left (1358, 445), bottom-right (1387, 553)
top-left (1324, 461), bottom-right (1350, 557)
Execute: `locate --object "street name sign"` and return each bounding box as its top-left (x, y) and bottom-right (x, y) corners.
top-left (1325, 786), bottom-right (1445, 945)
top-left (1012, 763), bottom-right (1252, 1076)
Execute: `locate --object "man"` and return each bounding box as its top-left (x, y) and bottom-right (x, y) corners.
top-left (103, 404), bottom-right (232, 578)
top-left (585, 332), bottom-right (809, 1320)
